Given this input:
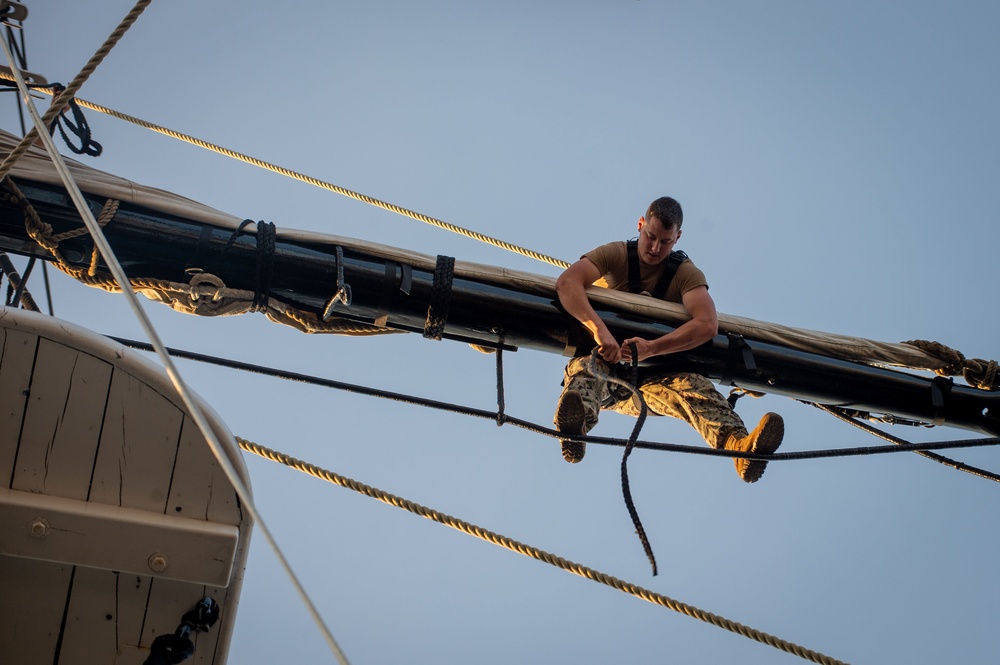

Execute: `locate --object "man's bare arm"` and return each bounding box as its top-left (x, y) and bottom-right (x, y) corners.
top-left (621, 285), bottom-right (719, 363)
top-left (555, 258), bottom-right (622, 363)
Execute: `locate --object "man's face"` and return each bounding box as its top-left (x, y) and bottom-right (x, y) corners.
top-left (636, 215), bottom-right (681, 265)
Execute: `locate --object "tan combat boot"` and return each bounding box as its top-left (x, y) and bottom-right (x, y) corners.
top-left (724, 412), bottom-right (784, 482)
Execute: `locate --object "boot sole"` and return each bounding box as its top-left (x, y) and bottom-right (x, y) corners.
top-left (739, 413), bottom-right (784, 483)
top-left (555, 392), bottom-right (587, 463)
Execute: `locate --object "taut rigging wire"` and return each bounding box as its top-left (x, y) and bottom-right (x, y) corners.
top-left (108, 335), bottom-right (1000, 474)
top-left (0, 11), bottom-right (352, 665)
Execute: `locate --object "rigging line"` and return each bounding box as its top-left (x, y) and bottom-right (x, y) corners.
top-left (0, 36), bottom-right (352, 665)
top-left (811, 402), bottom-right (1000, 483)
top-left (109, 335), bottom-right (1000, 463)
top-left (0, 0), bottom-right (151, 182)
top-left (0, 251), bottom-right (38, 310)
top-left (589, 347), bottom-right (658, 576)
top-left (0, 81), bottom-right (572, 271)
top-left (236, 435), bottom-right (851, 665)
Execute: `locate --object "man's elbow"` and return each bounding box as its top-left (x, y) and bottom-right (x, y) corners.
top-left (555, 272), bottom-right (575, 299)
top-left (700, 317), bottom-right (719, 341)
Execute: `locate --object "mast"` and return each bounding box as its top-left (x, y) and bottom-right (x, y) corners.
top-left (2, 177), bottom-right (998, 438)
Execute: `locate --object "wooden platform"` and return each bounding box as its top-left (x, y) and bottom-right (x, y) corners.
top-left (0, 307), bottom-right (252, 664)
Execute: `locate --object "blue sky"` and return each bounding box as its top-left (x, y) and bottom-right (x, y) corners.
top-left (4, 2), bottom-right (999, 663)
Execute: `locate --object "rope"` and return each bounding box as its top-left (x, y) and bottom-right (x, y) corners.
top-left (0, 81), bottom-right (570, 270)
top-left (423, 254), bottom-right (454, 340)
top-left (812, 403), bottom-right (1000, 483)
top-left (252, 220), bottom-right (276, 312)
top-left (1, 179), bottom-right (397, 335)
top-left (0, 36), bottom-right (353, 665)
top-left (0, 251), bottom-right (39, 311)
top-left (109, 335), bottom-right (1000, 463)
top-left (902, 339), bottom-right (1000, 391)
top-left (588, 347), bottom-right (658, 576)
top-left (0, 0), bottom-right (151, 181)
top-left (236, 435), bottom-right (850, 665)
top-left (494, 329), bottom-right (506, 426)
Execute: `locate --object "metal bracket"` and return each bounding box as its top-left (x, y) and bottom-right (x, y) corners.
top-left (0, 1), bottom-right (28, 23)
top-left (0, 64), bottom-right (46, 87)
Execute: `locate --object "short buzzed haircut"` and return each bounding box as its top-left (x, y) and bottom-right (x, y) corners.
top-left (646, 197), bottom-right (683, 230)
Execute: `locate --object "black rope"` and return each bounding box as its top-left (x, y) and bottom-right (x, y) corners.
top-left (811, 402), bottom-right (1000, 483)
top-left (216, 219), bottom-right (254, 272)
top-left (591, 345), bottom-right (659, 576)
top-left (253, 220), bottom-right (276, 312)
top-left (494, 328), bottom-right (507, 426)
top-left (423, 254), bottom-right (454, 340)
top-left (41, 260), bottom-right (54, 315)
top-left (42, 83), bottom-right (102, 157)
top-left (214, 219), bottom-right (276, 311)
top-left (106, 336), bottom-right (1000, 464)
top-left (321, 245), bottom-right (352, 320)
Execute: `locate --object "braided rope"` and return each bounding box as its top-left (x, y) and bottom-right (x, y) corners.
top-left (0, 83), bottom-right (570, 270)
top-left (2, 178), bottom-right (401, 335)
top-left (0, 0), bottom-right (152, 181)
top-left (902, 339), bottom-right (1000, 391)
top-left (236, 435), bottom-right (850, 665)
top-left (586, 348), bottom-right (658, 576)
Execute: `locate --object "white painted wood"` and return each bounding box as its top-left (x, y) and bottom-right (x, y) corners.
top-left (0, 325), bottom-right (37, 486)
top-left (1, 488), bottom-right (239, 586)
top-left (0, 309), bottom-right (252, 665)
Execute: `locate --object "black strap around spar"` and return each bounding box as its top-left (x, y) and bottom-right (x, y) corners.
top-left (625, 239), bottom-right (688, 299)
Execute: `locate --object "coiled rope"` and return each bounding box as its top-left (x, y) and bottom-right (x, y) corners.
top-left (236, 435), bottom-right (850, 665)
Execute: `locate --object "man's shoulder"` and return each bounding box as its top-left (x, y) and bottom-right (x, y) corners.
top-left (584, 240), bottom-right (628, 267)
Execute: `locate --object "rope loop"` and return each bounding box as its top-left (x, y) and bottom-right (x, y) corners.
top-left (423, 254), bottom-right (454, 340)
top-left (322, 245), bottom-right (352, 320)
top-left (252, 220), bottom-right (276, 312)
top-left (45, 83), bottom-right (103, 157)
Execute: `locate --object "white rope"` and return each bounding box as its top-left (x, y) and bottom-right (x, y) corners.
top-left (0, 30), bottom-right (351, 665)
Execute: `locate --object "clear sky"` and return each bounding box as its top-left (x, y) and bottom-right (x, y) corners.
top-left (4, 1), bottom-right (999, 664)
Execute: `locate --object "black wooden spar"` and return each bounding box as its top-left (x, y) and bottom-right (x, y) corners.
top-left (2, 178), bottom-right (999, 438)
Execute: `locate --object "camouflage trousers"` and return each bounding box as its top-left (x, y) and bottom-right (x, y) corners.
top-left (558, 355), bottom-right (747, 448)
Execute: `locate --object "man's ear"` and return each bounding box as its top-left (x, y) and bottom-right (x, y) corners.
top-left (637, 216), bottom-right (645, 232)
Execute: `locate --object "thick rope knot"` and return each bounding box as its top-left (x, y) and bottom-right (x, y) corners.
top-left (903, 339), bottom-right (999, 390)
top-left (902, 339), bottom-right (966, 375)
top-left (964, 358), bottom-right (999, 391)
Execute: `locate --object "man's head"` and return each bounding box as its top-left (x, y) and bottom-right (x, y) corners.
top-left (645, 196), bottom-right (683, 230)
top-left (636, 196), bottom-right (683, 265)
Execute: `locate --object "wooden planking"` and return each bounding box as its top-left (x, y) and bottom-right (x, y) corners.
top-left (0, 327), bottom-right (38, 487)
top-left (168, 415), bottom-right (244, 527)
top-left (140, 578), bottom-right (222, 664)
top-left (89, 370), bottom-right (183, 512)
top-left (13, 338), bottom-right (112, 498)
top-left (57, 568), bottom-right (151, 665)
top-left (0, 311), bottom-right (249, 665)
top-left (0, 556), bottom-right (74, 665)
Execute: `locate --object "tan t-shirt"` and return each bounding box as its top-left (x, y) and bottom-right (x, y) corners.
top-left (584, 241), bottom-right (708, 304)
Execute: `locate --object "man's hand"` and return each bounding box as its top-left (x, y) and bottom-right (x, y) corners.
top-left (556, 258), bottom-right (624, 363)
top-left (595, 328), bottom-right (622, 363)
top-left (620, 336), bottom-right (655, 363)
